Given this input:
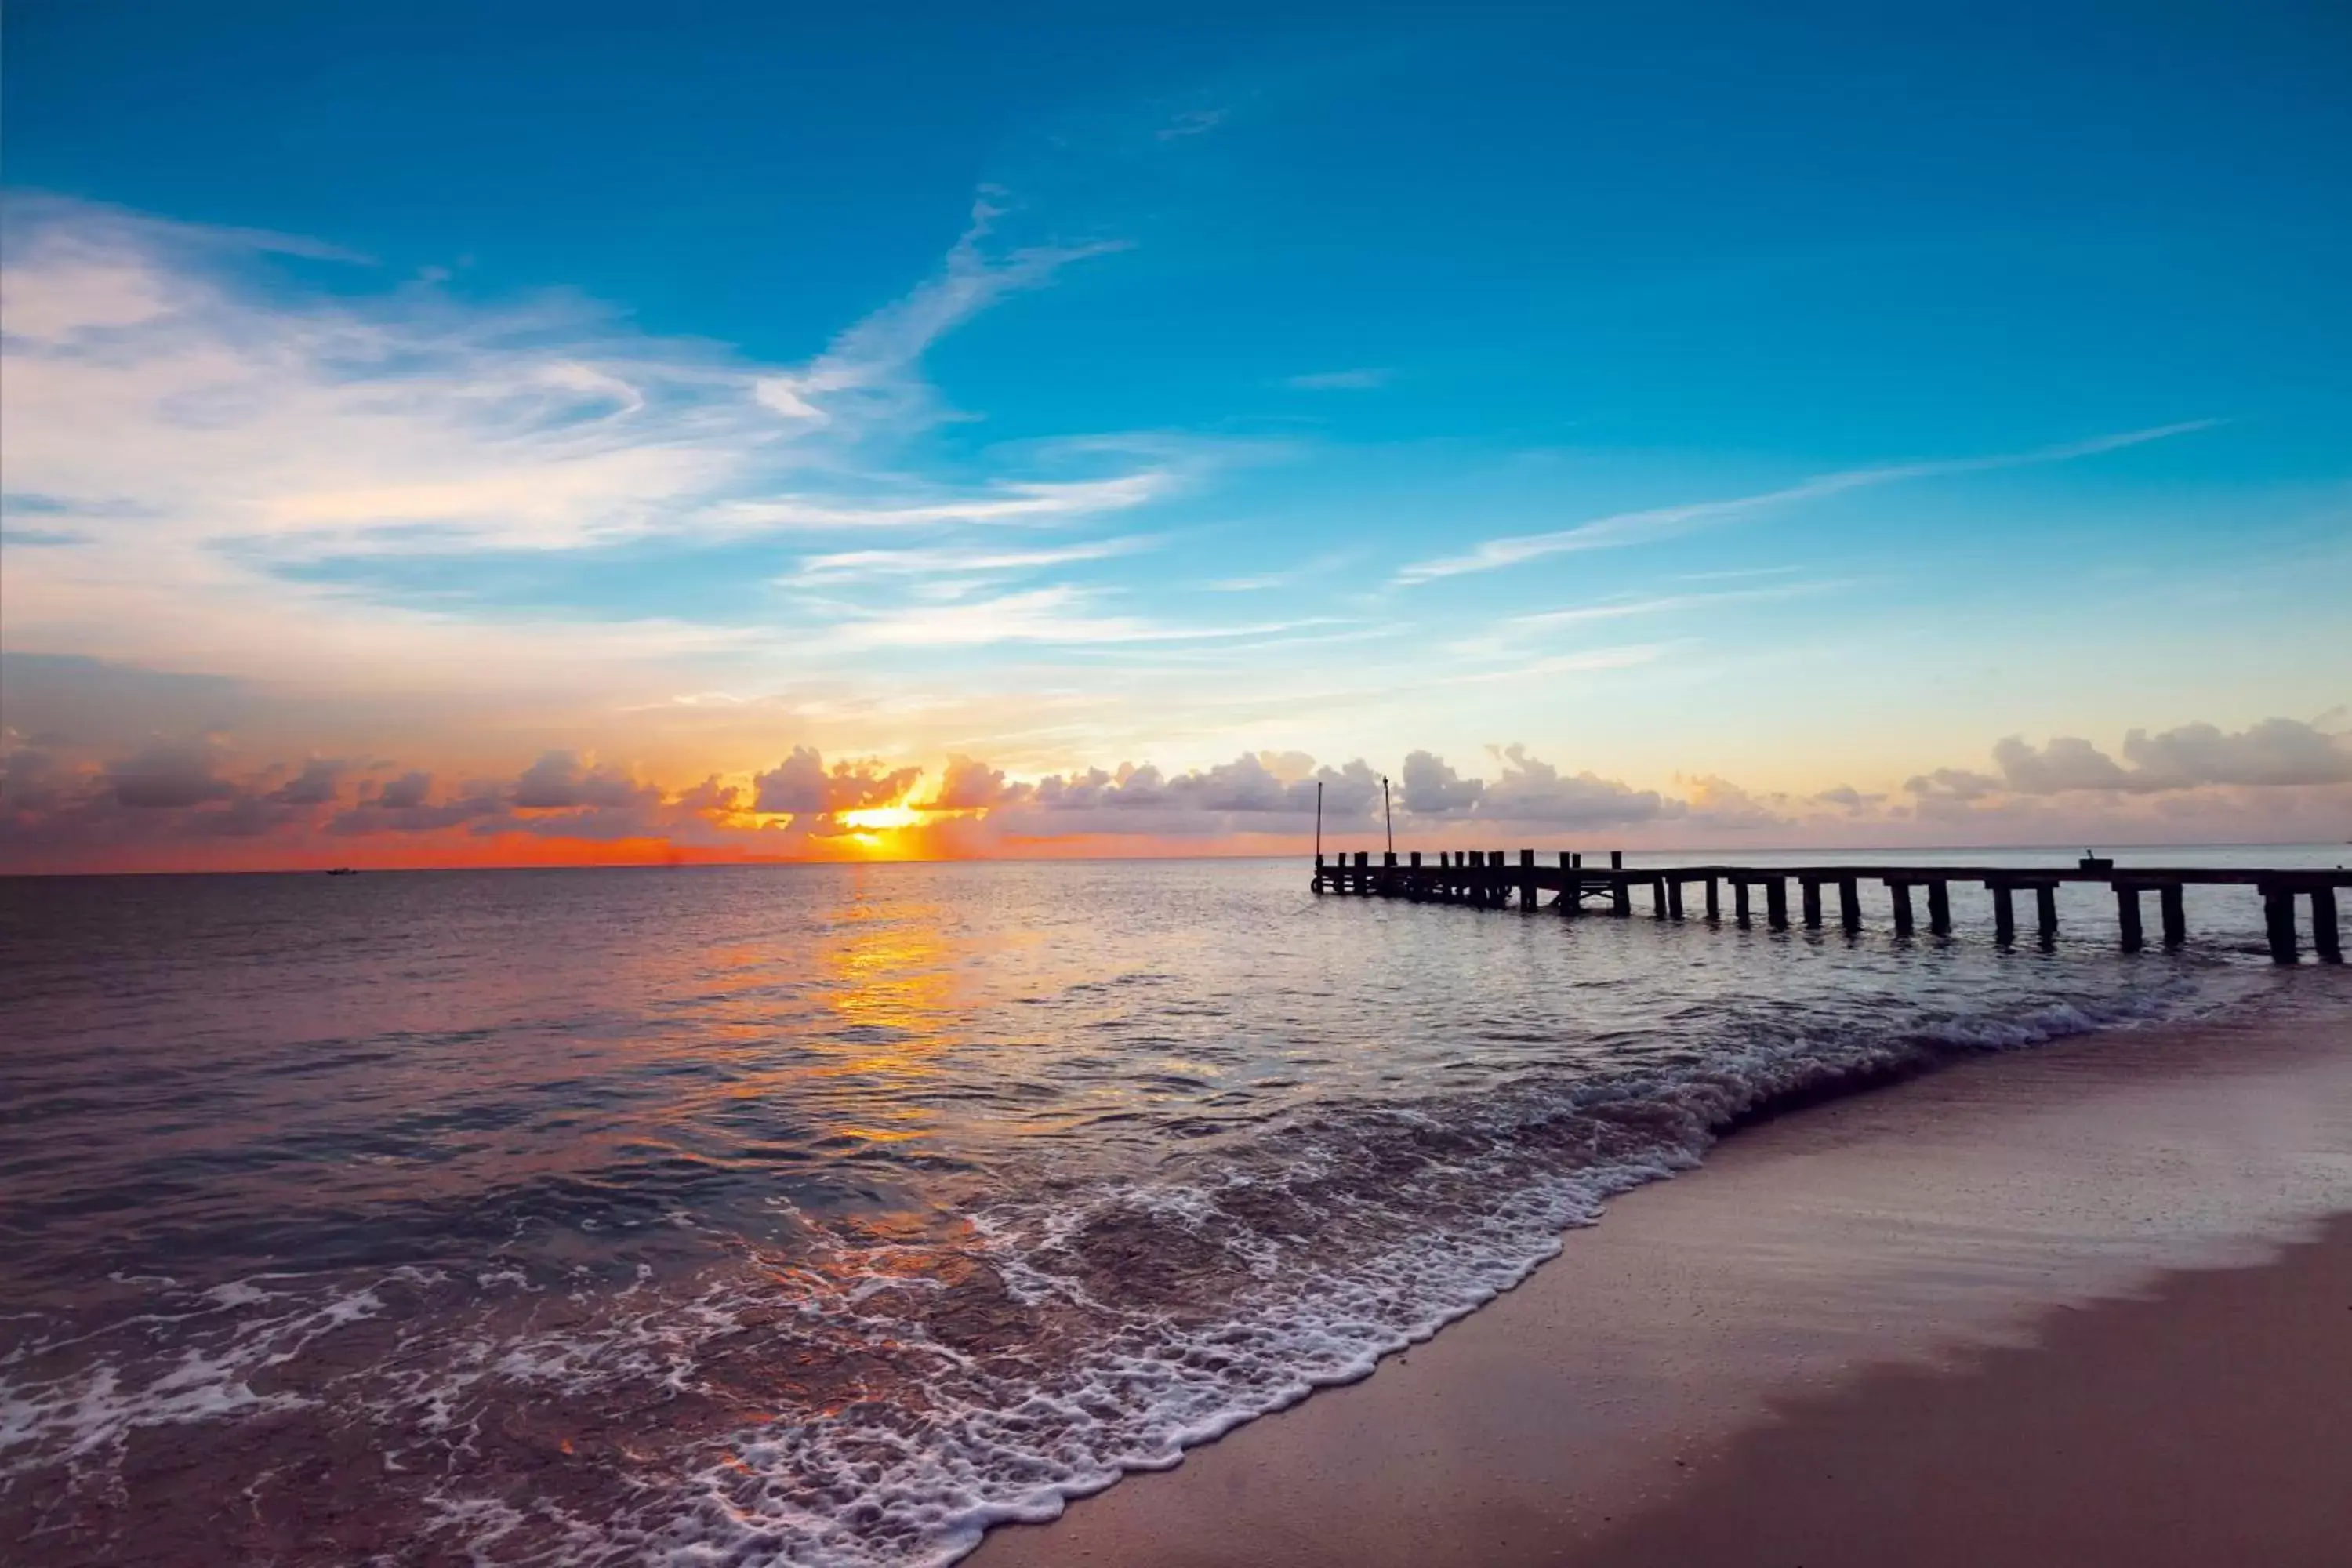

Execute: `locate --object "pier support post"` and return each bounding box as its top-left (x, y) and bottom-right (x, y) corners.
top-left (1556, 851), bottom-right (1574, 913)
top-left (2263, 886), bottom-right (2297, 964)
top-left (1927, 880), bottom-right (1951, 936)
top-left (2313, 888), bottom-right (2341, 963)
top-left (1666, 879), bottom-right (1685, 920)
top-left (1766, 878), bottom-right (1788, 930)
top-left (1610, 851), bottom-right (1624, 869)
top-left (1704, 876), bottom-right (1719, 922)
top-left (1889, 880), bottom-right (1914, 936)
top-left (1611, 879), bottom-right (1632, 918)
top-left (1313, 853), bottom-right (1326, 894)
top-left (1733, 880), bottom-right (1751, 927)
top-left (1519, 848), bottom-right (1537, 912)
top-left (2115, 886), bottom-right (2143, 953)
top-left (1355, 851), bottom-right (1371, 896)
top-left (1838, 877), bottom-right (1860, 933)
top-left (2160, 884), bottom-right (2186, 947)
top-left (1801, 879), bottom-right (1823, 929)
top-left (1651, 877), bottom-right (1668, 920)
top-left (1991, 884), bottom-right (2016, 945)
top-left (2036, 885), bottom-right (2059, 945)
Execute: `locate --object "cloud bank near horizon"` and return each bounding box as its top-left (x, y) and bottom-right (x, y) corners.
top-left (3, 717), bottom-right (2345, 875)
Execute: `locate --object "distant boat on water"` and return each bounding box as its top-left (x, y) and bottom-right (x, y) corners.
top-left (325, 866), bottom-right (358, 876)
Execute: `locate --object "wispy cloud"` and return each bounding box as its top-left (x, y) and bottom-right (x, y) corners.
top-left (1283, 368), bottom-right (1392, 390)
top-left (1392, 421), bottom-right (2223, 586)
top-left (751, 191), bottom-right (1127, 434)
top-left (819, 586), bottom-right (1339, 651)
top-left (0, 191), bottom-right (1179, 701)
top-left (781, 535), bottom-right (1162, 586)
top-left (1156, 107), bottom-right (1229, 141)
top-left (1438, 642), bottom-right (1671, 686)
top-left (710, 474), bottom-right (1174, 532)
top-left (1439, 581), bottom-right (1846, 662)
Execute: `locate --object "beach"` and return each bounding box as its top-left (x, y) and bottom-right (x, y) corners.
top-left (972, 987), bottom-right (2352, 1568)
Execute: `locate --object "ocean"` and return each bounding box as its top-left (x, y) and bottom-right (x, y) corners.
top-left (2, 848), bottom-right (2343, 1566)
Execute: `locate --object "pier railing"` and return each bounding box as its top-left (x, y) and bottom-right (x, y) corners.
top-left (1310, 850), bottom-right (2347, 964)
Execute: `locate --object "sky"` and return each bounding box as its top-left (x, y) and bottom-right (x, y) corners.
top-left (2, 0), bottom-right (2348, 873)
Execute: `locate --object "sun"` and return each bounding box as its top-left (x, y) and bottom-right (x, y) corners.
top-left (840, 803), bottom-right (923, 833)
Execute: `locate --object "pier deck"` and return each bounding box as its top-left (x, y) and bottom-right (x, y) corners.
top-left (1311, 850), bottom-right (2348, 964)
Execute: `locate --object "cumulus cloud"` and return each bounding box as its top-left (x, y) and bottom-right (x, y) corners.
top-left (1677, 775), bottom-right (1787, 831)
top-left (1937, 718), bottom-right (2352, 798)
top-left (512, 750), bottom-right (659, 811)
top-left (1023, 753), bottom-right (1378, 818)
top-left (1388, 746), bottom-right (1713, 830)
top-left (1399, 750), bottom-right (1485, 815)
top-left (752, 746), bottom-right (923, 815)
top-left (267, 758), bottom-right (347, 807)
top-left (924, 754), bottom-right (1029, 811)
top-left (2118, 718), bottom-right (2352, 789)
top-left (1989, 735), bottom-right (2134, 793)
top-left (376, 771), bottom-right (434, 810)
top-left (107, 739), bottom-right (238, 809)
top-left (1903, 766), bottom-right (2005, 803)
top-left (1481, 745), bottom-right (1675, 827)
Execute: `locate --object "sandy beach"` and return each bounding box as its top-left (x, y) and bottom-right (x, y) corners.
top-left (972, 984), bottom-right (2352, 1567)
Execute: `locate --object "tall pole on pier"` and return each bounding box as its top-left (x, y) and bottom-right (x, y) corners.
top-left (1314, 779), bottom-right (1323, 863)
top-left (1382, 775), bottom-right (1393, 856)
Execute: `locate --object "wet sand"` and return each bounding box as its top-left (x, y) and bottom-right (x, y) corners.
top-left (971, 989), bottom-right (2352, 1567)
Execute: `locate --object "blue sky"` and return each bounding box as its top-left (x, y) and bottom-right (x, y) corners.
top-left (2, 2), bottom-right (2348, 866)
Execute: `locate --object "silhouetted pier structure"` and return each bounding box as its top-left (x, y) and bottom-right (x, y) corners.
top-left (1311, 850), bottom-right (2347, 964)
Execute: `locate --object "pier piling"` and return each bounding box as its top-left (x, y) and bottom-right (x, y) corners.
top-left (2161, 884), bottom-right (2186, 946)
top-left (1889, 880), bottom-right (1915, 937)
top-left (1704, 876), bottom-right (1719, 922)
top-left (2116, 886), bottom-right (2143, 953)
top-left (2263, 886), bottom-right (2297, 964)
top-left (1927, 880), bottom-right (1951, 936)
top-left (2036, 885), bottom-right (2060, 944)
top-left (1991, 884), bottom-right (2016, 945)
top-left (1733, 880), bottom-right (1751, 927)
top-left (1801, 879), bottom-right (1823, 929)
top-left (1766, 878), bottom-right (1789, 930)
top-left (1838, 877), bottom-right (1861, 933)
top-left (2314, 889), bottom-right (2342, 964)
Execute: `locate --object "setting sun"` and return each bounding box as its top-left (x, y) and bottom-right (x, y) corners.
top-left (840, 803), bottom-right (923, 833)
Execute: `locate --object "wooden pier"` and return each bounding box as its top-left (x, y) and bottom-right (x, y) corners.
top-left (1311, 850), bottom-right (2348, 964)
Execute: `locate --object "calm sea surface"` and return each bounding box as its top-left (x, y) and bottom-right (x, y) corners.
top-left (3, 849), bottom-right (2347, 1565)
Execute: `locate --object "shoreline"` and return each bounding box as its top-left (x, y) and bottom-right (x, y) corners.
top-left (971, 986), bottom-right (2352, 1566)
